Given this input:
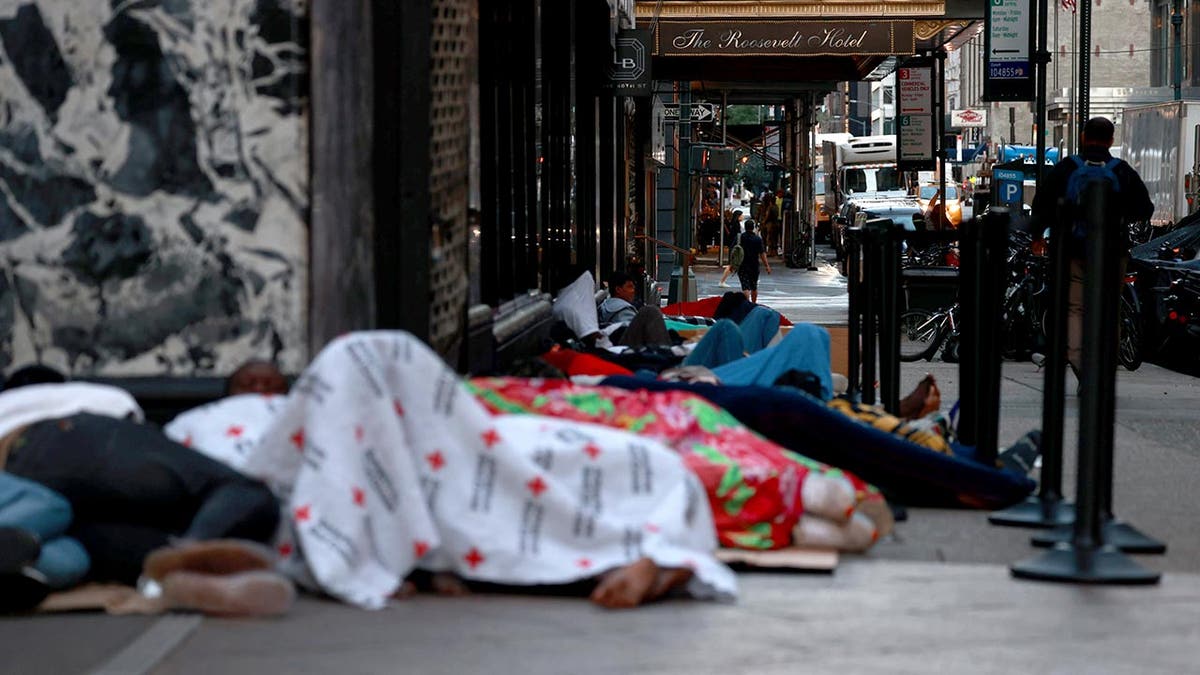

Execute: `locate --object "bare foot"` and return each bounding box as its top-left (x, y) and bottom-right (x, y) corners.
top-left (589, 558), bottom-right (692, 609)
top-left (431, 572), bottom-right (471, 597)
top-left (645, 566), bottom-right (693, 602)
top-left (391, 580), bottom-right (418, 599)
top-left (590, 558), bottom-right (658, 609)
top-left (898, 374), bottom-right (940, 420)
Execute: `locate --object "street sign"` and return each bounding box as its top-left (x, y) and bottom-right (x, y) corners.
top-left (993, 167), bottom-right (1025, 205)
top-left (897, 67), bottom-right (932, 115)
top-left (662, 102), bottom-right (716, 122)
top-left (984, 0), bottom-right (1035, 101)
top-left (896, 58), bottom-right (935, 170)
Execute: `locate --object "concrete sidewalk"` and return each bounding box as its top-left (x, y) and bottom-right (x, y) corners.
top-left (3, 248), bottom-right (1198, 674)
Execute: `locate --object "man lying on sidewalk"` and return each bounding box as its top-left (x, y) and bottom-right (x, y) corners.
top-left (0, 367), bottom-right (293, 616)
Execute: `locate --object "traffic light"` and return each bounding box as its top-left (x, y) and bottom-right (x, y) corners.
top-left (689, 145), bottom-right (735, 174)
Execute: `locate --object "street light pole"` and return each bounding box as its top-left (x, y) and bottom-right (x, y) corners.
top-left (1173, 0), bottom-right (1184, 101)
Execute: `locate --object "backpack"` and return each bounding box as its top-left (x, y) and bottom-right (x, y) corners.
top-left (729, 243), bottom-right (745, 268)
top-left (1064, 155), bottom-right (1122, 255)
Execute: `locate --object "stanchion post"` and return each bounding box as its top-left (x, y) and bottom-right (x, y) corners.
top-left (847, 227), bottom-right (863, 400)
top-left (957, 214), bottom-right (982, 447)
top-left (1011, 180), bottom-right (1160, 584)
top-left (861, 226), bottom-right (878, 406)
top-left (990, 199), bottom-right (1076, 527)
top-left (976, 208), bottom-right (1009, 467)
top-left (1028, 187), bottom-right (1167, 554)
top-left (874, 218), bottom-right (902, 414)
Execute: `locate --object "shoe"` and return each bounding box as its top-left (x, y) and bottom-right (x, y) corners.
top-left (144, 539), bottom-right (275, 582)
top-left (998, 429), bottom-right (1042, 475)
top-left (0, 527), bottom-right (41, 574)
top-left (0, 571), bottom-right (51, 614)
top-left (161, 570), bottom-right (295, 618)
top-left (719, 282), bottom-right (729, 288)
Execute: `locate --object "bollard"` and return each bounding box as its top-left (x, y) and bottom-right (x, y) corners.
top-left (990, 199), bottom-right (1075, 527)
top-left (956, 215), bottom-right (980, 448)
top-left (846, 227), bottom-right (863, 400)
top-left (1011, 179), bottom-right (1161, 584)
top-left (872, 218), bottom-right (902, 415)
top-left (860, 226), bottom-right (878, 406)
top-left (975, 209), bottom-right (1009, 467)
top-left (1028, 193), bottom-right (1166, 553)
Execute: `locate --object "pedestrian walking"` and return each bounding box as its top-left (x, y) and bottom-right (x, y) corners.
top-left (736, 221), bottom-right (771, 303)
top-left (1030, 116), bottom-right (1154, 381)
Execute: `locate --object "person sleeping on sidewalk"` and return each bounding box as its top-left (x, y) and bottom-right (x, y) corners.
top-left (0, 366), bottom-right (294, 617)
top-left (165, 332), bottom-right (738, 610)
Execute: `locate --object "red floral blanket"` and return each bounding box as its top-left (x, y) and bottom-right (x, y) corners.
top-left (470, 378), bottom-right (881, 550)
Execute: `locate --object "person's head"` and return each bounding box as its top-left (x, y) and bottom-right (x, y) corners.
top-left (2, 364), bottom-right (67, 391)
top-left (227, 360), bottom-right (288, 396)
top-left (1081, 117), bottom-right (1115, 149)
top-left (606, 270), bottom-right (637, 302)
top-left (743, 219), bottom-right (758, 234)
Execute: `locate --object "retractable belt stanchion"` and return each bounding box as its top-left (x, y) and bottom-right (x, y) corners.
top-left (956, 214), bottom-right (981, 448)
top-left (976, 209), bottom-right (1008, 467)
top-left (872, 218), bottom-right (902, 415)
top-left (860, 227), bottom-right (878, 406)
top-left (991, 199), bottom-right (1076, 527)
top-left (1011, 180), bottom-right (1161, 584)
top-left (847, 227), bottom-right (863, 401)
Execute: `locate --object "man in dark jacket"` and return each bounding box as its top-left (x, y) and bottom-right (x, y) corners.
top-left (1030, 116), bottom-right (1154, 380)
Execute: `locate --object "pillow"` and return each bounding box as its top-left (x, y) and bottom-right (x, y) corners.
top-left (551, 271), bottom-right (599, 339)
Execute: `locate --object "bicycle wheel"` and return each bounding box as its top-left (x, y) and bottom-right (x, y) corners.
top-left (1118, 284), bottom-right (1144, 371)
top-left (899, 309), bottom-right (943, 362)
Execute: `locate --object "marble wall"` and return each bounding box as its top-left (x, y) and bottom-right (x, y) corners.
top-left (0, 0), bottom-right (309, 376)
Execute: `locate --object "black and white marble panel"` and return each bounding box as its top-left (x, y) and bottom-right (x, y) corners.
top-left (0, 0), bottom-right (309, 376)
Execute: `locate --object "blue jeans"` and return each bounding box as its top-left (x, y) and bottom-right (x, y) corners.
top-left (0, 472), bottom-right (89, 588)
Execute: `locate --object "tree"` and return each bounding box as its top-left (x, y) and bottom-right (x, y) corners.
top-left (722, 105), bottom-right (762, 126)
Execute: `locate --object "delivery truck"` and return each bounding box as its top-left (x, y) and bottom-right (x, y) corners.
top-left (1121, 101), bottom-right (1200, 229)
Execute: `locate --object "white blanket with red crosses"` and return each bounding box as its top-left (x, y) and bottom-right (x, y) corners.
top-left (165, 331), bottom-right (737, 609)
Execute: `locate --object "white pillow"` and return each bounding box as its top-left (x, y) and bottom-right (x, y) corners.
top-left (551, 271), bottom-right (600, 339)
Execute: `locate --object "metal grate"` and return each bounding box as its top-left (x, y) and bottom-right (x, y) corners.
top-left (427, 0), bottom-right (473, 359)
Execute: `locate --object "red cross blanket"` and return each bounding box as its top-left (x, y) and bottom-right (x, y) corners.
top-left (165, 332), bottom-right (737, 609)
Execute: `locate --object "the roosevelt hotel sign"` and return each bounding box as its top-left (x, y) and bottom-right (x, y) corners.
top-left (655, 20), bottom-right (915, 57)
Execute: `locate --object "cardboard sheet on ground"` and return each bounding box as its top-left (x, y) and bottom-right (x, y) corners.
top-left (167, 332), bottom-right (738, 609)
top-left (716, 547), bottom-right (838, 571)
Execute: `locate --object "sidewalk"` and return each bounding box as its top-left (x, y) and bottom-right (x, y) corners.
top-left (4, 249), bottom-right (1199, 674)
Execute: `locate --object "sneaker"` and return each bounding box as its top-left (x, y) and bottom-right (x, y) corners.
top-left (0, 571), bottom-right (51, 614)
top-left (998, 429), bottom-right (1042, 475)
top-left (0, 527), bottom-right (41, 575)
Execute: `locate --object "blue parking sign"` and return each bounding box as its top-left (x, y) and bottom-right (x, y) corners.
top-left (993, 168), bottom-right (1024, 206)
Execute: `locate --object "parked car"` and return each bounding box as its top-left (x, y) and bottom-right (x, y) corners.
top-left (833, 196), bottom-right (928, 261)
top-left (1129, 221), bottom-right (1200, 355)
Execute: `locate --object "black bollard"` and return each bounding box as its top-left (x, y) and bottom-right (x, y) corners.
top-left (872, 218), bottom-right (902, 415)
top-left (847, 227), bottom-right (863, 400)
top-left (957, 215), bottom-right (981, 447)
top-left (975, 209), bottom-right (1009, 467)
top-left (1011, 179), bottom-right (1160, 584)
top-left (861, 227), bottom-right (878, 406)
top-left (990, 199), bottom-right (1075, 528)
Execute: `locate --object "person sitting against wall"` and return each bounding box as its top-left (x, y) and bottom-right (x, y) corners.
top-left (0, 365), bottom-right (294, 616)
top-left (552, 269), bottom-right (674, 350)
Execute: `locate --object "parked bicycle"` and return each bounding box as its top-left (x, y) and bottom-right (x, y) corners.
top-left (899, 302), bottom-right (961, 363)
